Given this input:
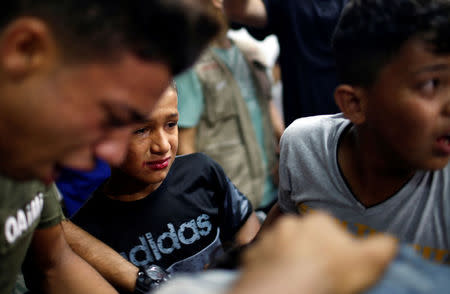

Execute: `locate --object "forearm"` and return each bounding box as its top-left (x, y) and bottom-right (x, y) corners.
top-left (229, 262), bottom-right (328, 294)
top-left (231, 214), bottom-right (397, 294)
top-left (24, 224), bottom-right (118, 294)
top-left (41, 245), bottom-right (119, 294)
top-left (178, 127), bottom-right (197, 155)
top-left (269, 101), bottom-right (285, 144)
top-left (234, 212), bottom-right (261, 245)
top-left (62, 220), bottom-right (138, 293)
top-left (258, 202), bottom-right (283, 232)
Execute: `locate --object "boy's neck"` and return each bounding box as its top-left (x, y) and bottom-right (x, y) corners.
top-left (213, 34), bottom-right (232, 49)
top-left (103, 172), bottom-right (161, 202)
top-left (337, 125), bottom-right (416, 207)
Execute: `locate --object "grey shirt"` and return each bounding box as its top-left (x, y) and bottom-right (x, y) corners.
top-left (155, 270), bottom-right (237, 294)
top-left (279, 114), bottom-right (450, 263)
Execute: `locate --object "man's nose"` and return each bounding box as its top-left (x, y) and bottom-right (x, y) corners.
top-left (95, 127), bottom-right (133, 166)
top-left (60, 148), bottom-right (97, 172)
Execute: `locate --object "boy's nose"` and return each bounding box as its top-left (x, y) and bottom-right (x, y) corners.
top-left (150, 131), bottom-right (171, 154)
top-left (443, 100), bottom-right (450, 116)
top-left (95, 128), bottom-right (133, 166)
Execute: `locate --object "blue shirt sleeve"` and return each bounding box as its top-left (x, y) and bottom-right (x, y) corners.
top-left (174, 69), bottom-right (205, 128)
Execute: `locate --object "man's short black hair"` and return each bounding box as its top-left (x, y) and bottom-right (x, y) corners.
top-left (332, 0), bottom-right (450, 87)
top-left (1, 0), bottom-right (219, 75)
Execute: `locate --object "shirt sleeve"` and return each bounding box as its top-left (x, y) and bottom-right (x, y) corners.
top-left (175, 69), bottom-right (205, 128)
top-left (38, 183), bottom-right (64, 229)
top-left (219, 173), bottom-right (253, 242)
top-left (277, 131), bottom-right (300, 214)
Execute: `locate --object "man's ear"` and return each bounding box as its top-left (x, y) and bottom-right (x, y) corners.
top-left (0, 18), bottom-right (58, 79)
top-left (211, 0), bottom-right (223, 9)
top-left (334, 84), bottom-right (367, 125)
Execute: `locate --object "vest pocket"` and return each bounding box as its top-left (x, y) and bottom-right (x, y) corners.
top-left (200, 139), bottom-right (254, 201)
top-left (203, 93), bottom-right (238, 125)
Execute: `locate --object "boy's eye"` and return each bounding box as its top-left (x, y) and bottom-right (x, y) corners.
top-left (167, 121), bottom-right (178, 128)
top-left (421, 78), bottom-right (440, 95)
top-left (133, 127), bottom-right (148, 135)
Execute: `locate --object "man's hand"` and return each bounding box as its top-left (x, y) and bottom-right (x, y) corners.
top-left (232, 213), bottom-right (398, 294)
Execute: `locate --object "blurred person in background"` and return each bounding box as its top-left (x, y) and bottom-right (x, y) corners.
top-left (176, 0), bottom-right (284, 214)
top-left (224, 0), bottom-right (346, 126)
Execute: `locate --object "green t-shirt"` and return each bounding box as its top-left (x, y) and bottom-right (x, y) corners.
top-left (0, 176), bottom-right (63, 294)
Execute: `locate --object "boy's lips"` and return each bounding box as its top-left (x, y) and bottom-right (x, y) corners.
top-left (435, 135), bottom-right (450, 155)
top-left (145, 157), bottom-right (171, 170)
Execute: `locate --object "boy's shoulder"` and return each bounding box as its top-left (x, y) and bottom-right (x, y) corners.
top-left (282, 113), bottom-right (349, 143)
top-left (174, 152), bottom-right (213, 167)
top-left (171, 153), bottom-right (226, 183)
top-left (172, 153), bottom-right (220, 174)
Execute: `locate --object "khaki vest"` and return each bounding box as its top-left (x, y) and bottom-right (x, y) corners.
top-left (193, 46), bottom-right (277, 207)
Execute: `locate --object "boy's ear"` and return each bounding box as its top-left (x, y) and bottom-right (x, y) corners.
top-left (0, 18), bottom-right (58, 79)
top-left (334, 84), bottom-right (366, 125)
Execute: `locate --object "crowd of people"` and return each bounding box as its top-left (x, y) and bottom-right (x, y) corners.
top-left (2, 1), bottom-right (450, 294)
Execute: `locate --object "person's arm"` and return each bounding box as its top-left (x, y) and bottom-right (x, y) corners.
top-left (230, 213), bottom-right (398, 294)
top-left (223, 0), bottom-right (268, 27)
top-left (259, 202), bottom-right (283, 232)
top-left (62, 220), bottom-right (139, 293)
top-left (234, 212), bottom-right (260, 245)
top-left (174, 68), bottom-right (204, 154)
top-left (24, 223), bottom-right (118, 294)
top-left (269, 100), bottom-right (284, 187)
top-left (178, 127), bottom-right (197, 155)
top-left (269, 100), bottom-right (285, 144)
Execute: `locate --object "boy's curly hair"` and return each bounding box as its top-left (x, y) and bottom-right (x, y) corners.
top-left (332, 0), bottom-right (450, 87)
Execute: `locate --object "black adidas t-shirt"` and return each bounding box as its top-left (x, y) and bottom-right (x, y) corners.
top-left (72, 153), bottom-right (253, 273)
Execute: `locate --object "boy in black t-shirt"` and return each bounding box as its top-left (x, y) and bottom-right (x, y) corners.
top-left (72, 84), bottom-right (260, 275)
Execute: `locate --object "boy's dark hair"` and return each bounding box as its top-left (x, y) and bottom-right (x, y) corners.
top-left (332, 0), bottom-right (450, 87)
top-left (1, 0), bottom-right (219, 75)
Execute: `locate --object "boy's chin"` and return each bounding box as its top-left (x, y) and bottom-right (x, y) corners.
top-left (143, 174), bottom-right (168, 185)
top-left (419, 158), bottom-right (450, 171)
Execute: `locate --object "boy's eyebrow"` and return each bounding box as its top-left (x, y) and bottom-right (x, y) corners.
top-left (167, 113), bottom-right (179, 119)
top-left (142, 113), bottom-right (179, 125)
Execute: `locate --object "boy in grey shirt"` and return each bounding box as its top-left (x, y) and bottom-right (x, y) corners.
top-left (273, 0), bottom-right (450, 263)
